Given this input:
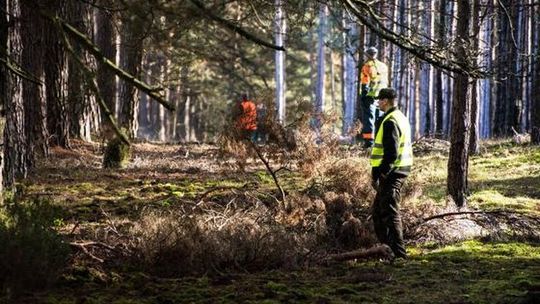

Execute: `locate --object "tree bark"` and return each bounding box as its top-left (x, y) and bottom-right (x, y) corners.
top-left (43, 0), bottom-right (70, 148)
top-left (67, 0), bottom-right (91, 141)
top-left (20, 0), bottom-right (47, 167)
top-left (3, 0), bottom-right (27, 186)
top-left (531, 3), bottom-right (540, 144)
top-left (118, 15), bottom-right (145, 139)
top-left (0, 0), bottom-right (8, 193)
top-left (95, 0), bottom-right (117, 129)
top-left (447, 0), bottom-right (472, 208)
top-left (315, 3), bottom-right (327, 131)
top-left (342, 13), bottom-right (357, 136)
top-left (274, 0), bottom-right (286, 123)
top-left (469, 0), bottom-right (481, 155)
top-left (493, 0), bottom-right (519, 137)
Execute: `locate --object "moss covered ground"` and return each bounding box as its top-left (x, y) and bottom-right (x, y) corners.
top-left (6, 140), bottom-right (540, 304)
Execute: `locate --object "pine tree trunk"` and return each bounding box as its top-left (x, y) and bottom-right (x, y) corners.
top-left (532, 2), bottom-right (540, 144)
top-left (342, 13), bottom-right (357, 136)
top-left (20, 0), bottom-right (47, 167)
top-left (479, 1), bottom-right (494, 138)
top-left (469, 0), bottom-right (481, 155)
top-left (4, 0), bottom-right (27, 186)
top-left (43, 0), bottom-right (70, 148)
top-left (274, 0), bottom-right (286, 123)
top-left (315, 3), bottom-right (327, 130)
top-left (184, 92), bottom-right (191, 142)
top-left (494, 0), bottom-right (519, 137)
top-left (419, 0), bottom-right (433, 136)
top-left (447, 0), bottom-right (472, 208)
top-left (156, 55), bottom-right (166, 141)
top-left (95, 1), bottom-right (117, 131)
top-left (118, 16), bottom-right (144, 139)
top-left (0, 0), bottom-right (8, 193)
top-left (66, 0), bottom-right (91, 141)
top-left (435, 0), bottom-right (446, 137)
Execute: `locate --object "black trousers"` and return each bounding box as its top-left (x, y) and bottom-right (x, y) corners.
top-left (372, 174), bottom-right (407, 258)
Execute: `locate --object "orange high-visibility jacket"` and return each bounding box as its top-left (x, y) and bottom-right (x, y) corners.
top-left (237, 100), bottom-right (257, 131)
top-left (360, 59), bottom-right (389, 97)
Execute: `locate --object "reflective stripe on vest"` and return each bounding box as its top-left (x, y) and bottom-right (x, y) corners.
top-left (365, 60), bottom-right (389, 97)
top-left (370, 109), bottom-right (413, 168)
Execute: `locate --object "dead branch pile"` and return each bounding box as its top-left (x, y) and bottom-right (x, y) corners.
top-left (404, 202), bottom-right (540, 244)
top-left (413, 137), bottom-right (451, 156)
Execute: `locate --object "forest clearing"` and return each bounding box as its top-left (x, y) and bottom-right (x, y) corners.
top-left (1, 0), bottom-right (540, 303)
top-left (1, 138), bottom-right (538, 303)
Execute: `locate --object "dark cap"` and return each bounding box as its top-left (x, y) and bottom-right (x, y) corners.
top-left (366, 46), bottom-right (378, 55)
top-left (375, 88), bottom-right (397, 100)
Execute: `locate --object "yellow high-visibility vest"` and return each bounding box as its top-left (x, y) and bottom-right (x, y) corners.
top-left (370, 109), bottom-right (413, 168)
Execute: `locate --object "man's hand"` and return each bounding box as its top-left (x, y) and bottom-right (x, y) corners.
top-left (373, 174), bottom-right (387, 191)
top-left (361, 84), bottom-right (369, 97)
top-left (371, 179), bottom-right (379, 190)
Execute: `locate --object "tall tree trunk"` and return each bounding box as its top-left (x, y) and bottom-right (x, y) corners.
top-left (20, 0), bottom-right (47, 168)
top-left (184, 93), bottom-right (191, 142)
top-left (330, 51), bottom-right (336, 112)
top-left (43, 0), bottom-right (70, 148)
top-left (4, 0), bottom-right (27, 186)
top-left (435, 0), bottom-right (445, 137)
top-left (95, 1), bottom-right (117, 131)
top-left (156, 54), bottom-right (166, 142)
top-left (447, 0), bottom-right (472, 208)
top-left (274, 0), bottom-right (286, 123)
top-left (419, 0), bottom-right (433, 136)
top-left (342, 13), bottom-right (357, 136)
top-left (118, 16), bottom-right (145, 139)
top-left (66, 0), bottom-right (91, 141)
top-left (493, 0), bottom-right (519, 136)
top-left (0, 0), bottom-right (8, 193)
top-left (479, 0), bottom-right (494, 139)
top-left (137, 57), bottom-right (151, 139)
top-left (315, 3), bottom-right (327, 130)
top-left (532, 1), bottom-right (540, 143)
top-left (469, 0), bottom-right (481, 155)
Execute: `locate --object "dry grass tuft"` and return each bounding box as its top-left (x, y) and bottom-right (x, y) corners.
top-left (128, 203), bottom-right (320, 276)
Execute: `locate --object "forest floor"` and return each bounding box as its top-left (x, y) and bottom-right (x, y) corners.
top-left (5, 139), bottom-right (540, 304)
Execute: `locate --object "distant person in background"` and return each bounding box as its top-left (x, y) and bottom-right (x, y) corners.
top-left (234, 94), bottom-right (257, 141)
top-left (358, 46), bottom-right (389, 148)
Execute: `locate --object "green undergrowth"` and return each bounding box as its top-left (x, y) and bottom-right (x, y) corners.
top-left (469, 142), bottom-right (539, 213)
top-left (410, 141), bottom-right (539, 214)
top-left (9, 140), bottom-right (540, 303)
top-left (27, 240), bottom-right (540, 304)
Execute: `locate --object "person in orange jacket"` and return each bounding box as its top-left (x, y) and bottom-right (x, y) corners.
top-left (358, 46), bottom-right (389, 148)
top-left (234, 94), bottom-right (257, 141)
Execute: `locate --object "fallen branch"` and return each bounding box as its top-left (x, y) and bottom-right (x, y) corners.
top-left (70, 241), bottom-right (116, 251)
top-left (249, 142), bottom-right (286, 203)
top-left (325, 245), bottom-right (393, 262)
top-left (196, 182), bottom-right (253, 204)
top-left (69, 242), bottom-right (106, 263)
top-left (422, 210), bottom-right (532, 222)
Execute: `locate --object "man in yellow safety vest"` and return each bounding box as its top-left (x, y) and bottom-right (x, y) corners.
top-left (370, 88), bottom-right (413, 260)
top-left (358, 46), bottom-right (389, 148)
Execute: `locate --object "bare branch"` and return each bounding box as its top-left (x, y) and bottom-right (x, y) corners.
top-left (422, 210), bottom-right (534, 222)
top-left (188, 0), bottom-right (285, 51)
top-left (342, 0), bottom-right (488, 78)
top-left (249, 141), bottom-right (286, 203)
